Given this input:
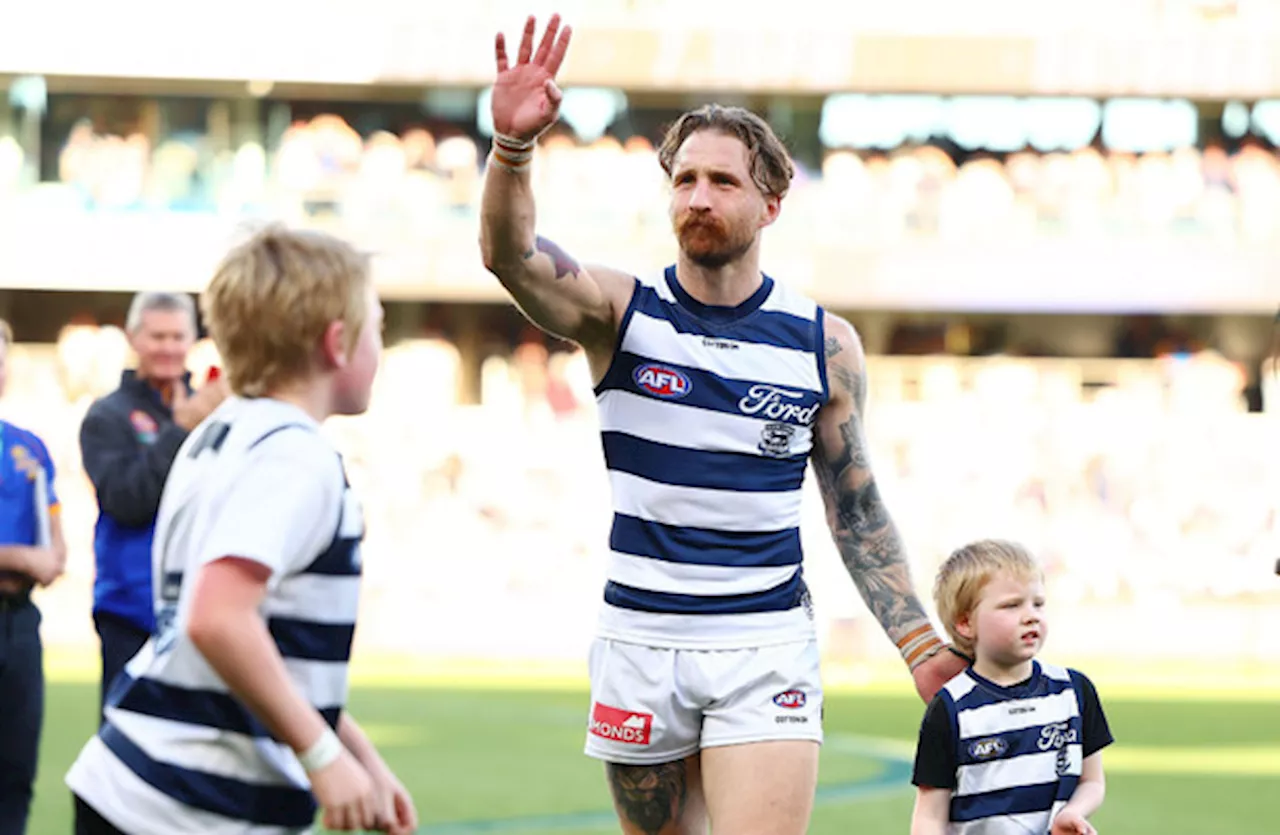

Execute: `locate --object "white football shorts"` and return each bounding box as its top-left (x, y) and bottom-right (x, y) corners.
top-left (584, 637), bottom-right (824, 765)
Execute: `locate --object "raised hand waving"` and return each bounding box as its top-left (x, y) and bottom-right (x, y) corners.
top-left (492, 14), bottom-right (573, 144)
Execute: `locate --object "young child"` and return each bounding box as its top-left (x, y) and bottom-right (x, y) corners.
top-left (66, 226), bottom-right (418, 835)
top-left (911, 539), bottom-right (1112, 835)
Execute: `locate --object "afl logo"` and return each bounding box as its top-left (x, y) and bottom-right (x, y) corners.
top-left (969, 737), bottom-right (1009, 760)
top-left (633, 364), bottom-right (692, 399)
top-left (773, 690), bottom-right (806, 709)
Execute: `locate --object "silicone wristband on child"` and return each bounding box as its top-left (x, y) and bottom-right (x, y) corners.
top-left (297, 727), bottom-right (342, 773)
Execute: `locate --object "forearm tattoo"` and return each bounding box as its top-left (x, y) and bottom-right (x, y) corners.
top-left (606, 761), bottom-right (688, 835)
top-left (816, 335), bottom-right (930, 645)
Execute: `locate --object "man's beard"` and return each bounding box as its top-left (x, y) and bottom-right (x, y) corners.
top-left (676, 212), bottom-right (753, 269)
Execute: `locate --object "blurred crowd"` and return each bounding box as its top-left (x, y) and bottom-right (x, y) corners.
top-left (864, 353), bottom-right (1270, 604)
top-left (3, 320), bottom-right (1275, 662)
top-left (7, 116), bottom-right (1280, 248)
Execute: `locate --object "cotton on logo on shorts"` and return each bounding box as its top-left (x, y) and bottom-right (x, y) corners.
top-left (589, 703), bottom-right (653, 745)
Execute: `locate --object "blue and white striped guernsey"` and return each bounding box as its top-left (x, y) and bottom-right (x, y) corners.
top-left (593, 266), bottom-right (830, 649)
top-left (66, 397), bottom-right (363, 835)
top-left (942, 662), bottom-right (1084, 834)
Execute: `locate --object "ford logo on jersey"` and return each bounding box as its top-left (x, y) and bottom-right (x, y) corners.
top-left (772, 690), bottom-right (806, 709)
top-left (633, 364), bottom-right (692, 399)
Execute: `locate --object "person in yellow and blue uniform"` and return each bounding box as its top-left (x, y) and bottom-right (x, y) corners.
top-left (0, 317), bottom-right (67, 835)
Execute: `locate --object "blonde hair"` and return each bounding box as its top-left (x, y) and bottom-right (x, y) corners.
top-left (934, 539), bottom-right (1043, 658)
top-left (201, 225), bottom-right (370, 397)
top-left (0, 318), bottom-right (11, 347)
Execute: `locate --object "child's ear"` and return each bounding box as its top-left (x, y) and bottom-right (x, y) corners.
top-left (955, 613), bottom-right (975, 641)
top-left (320, 320), bottom-right (349, 370)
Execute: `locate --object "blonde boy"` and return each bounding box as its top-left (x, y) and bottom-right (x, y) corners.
top-left (66, 227), bottom-right (417, 835)
top-left (911, 540), bottom-right (1112, 835)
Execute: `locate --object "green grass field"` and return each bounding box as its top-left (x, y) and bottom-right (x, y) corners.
top-left (29, 673), bottom-right (1279, 834)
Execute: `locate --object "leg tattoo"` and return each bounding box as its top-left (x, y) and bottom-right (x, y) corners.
top-left (607, 760), bottom-right (688, 835)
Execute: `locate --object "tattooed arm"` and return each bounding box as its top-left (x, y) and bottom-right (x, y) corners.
top-left (478, 152), bottom-right (633, 352)
top-left (810, 314), bottom-right (965, 700)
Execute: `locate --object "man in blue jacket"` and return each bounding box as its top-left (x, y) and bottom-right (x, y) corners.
top-left (0, 317), bottom-right (67, 835)
top-left (78, 292), bottom-right (226, 721)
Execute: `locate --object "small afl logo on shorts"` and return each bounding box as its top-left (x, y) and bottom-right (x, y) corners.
top-left (589, 703), bottom-right (653, 746)
top-left (632, 364), bottom-right (692, 399)
top-left (773, 690), bottom-right (806, 709)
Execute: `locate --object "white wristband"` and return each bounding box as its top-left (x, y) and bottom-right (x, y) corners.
top-left (297, 727), bottom-right (342, 773)
top-left (493, 131), bottom-right (536, 151)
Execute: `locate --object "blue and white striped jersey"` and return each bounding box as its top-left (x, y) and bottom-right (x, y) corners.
top-left (912, 661), bottom-right (1114, 835)
top-left (66, 397), bottom-right (363, 835)
top-left (593, 267), bottom-right (830, 648)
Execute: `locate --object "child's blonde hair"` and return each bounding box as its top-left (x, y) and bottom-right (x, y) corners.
top-left (934, 539), bottom-right (1043, 658)
top-left (201, 225), bottom-right (371, 398)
